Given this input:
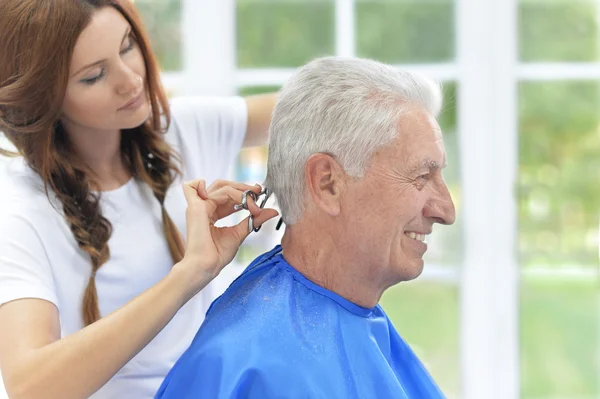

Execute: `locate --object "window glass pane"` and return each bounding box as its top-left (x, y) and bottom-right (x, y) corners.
top-left (518, 81), bottom-right (600, 270)
top-left (519, 80), bottom-right (600, 398)
top-left (238, 86), bottom-right (281, 97)
top-left (381, 281), bottom-right (460, 398)
top-left (519, 0), bottom-right (599, 62)
top-left (356, 0), bottom-right (455, 64)
top-left (135, 0), bottom-right (182, 71)
top-left (236, 0), bottom-right (335, 68)
top-left (520, 278), bottom-right (600, 398)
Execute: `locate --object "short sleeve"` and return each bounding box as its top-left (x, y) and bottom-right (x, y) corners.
top-left (165, 96), bottom-right (248, 182)
top-left (0, 208), bottom-right (58, 308)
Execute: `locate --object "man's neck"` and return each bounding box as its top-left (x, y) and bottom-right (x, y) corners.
top-left (280, 223), bottom-right (385, 308)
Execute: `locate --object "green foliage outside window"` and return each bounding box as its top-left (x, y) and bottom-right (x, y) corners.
top-left (136, 1), bottom-right (599, 397)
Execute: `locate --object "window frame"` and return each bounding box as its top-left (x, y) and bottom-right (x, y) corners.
top-left (158, 1), bottom-right (599, 398)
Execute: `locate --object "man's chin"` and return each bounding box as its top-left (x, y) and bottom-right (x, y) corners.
top-left (391, 258), bottom-right (425, 284)
top-left (405, 264), bottom-right (425, 281)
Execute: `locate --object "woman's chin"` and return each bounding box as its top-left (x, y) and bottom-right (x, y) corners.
top-left (121, 106), bottom-right (150, 129)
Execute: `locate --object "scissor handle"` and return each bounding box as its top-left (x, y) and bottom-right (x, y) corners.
top-left (247, 188), bottom-right (272, 233)
top-left (234, 190), bottom-right (259, 211)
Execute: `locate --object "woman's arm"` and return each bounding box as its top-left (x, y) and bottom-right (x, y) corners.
top-left (0, 263), bottom-right (203, 399)
top-left (0, 180), bottom-right (278, 399)
top-left (243, 92), bottom-right (278, 148)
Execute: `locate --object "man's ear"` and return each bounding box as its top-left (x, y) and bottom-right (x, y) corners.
top-left (304, 153), bottom-right (345, 217)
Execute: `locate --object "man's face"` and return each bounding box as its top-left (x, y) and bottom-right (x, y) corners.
top-left (340, 106), bottom-right (456, 286)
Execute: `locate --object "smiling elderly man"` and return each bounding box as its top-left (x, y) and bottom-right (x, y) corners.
top-left (156, 56), bottom-right (456, 399)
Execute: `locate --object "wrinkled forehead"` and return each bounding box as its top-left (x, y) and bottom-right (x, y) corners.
top-left (398, 106), bottom-right (443, 142)
top-left (368, 107), bottom-right (446, 173)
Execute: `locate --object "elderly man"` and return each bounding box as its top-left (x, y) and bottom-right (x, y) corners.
top-left (156, 56), bottom-right (456, 399)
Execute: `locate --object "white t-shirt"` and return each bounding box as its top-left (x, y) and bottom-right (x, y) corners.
top-left (0, 96), bottom-right (248, 398)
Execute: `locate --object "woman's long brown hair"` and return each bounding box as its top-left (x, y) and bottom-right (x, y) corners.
top-left (0, 0), bottom-right (184, 326)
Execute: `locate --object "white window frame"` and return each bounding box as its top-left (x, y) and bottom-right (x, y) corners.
top-left (160, 1), bottom-right (599, 398)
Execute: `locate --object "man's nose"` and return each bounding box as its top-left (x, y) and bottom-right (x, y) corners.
top-left (423, 179), bottom-right (456, 225)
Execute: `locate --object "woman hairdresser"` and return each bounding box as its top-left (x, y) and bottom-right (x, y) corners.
top-left (0, 1), bottom-right (278, 398)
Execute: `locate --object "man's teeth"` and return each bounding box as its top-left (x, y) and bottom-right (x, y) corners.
top-left (406, 232), bottom-right (426, 242)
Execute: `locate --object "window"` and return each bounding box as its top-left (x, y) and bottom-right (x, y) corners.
top-left (355, 0), bottom-right (455, 63)
top-left (137, 1), bottom-right (599, 397)
top-left (518, 80), bottom-right (600, 398)
top-left (237, 0), bottom-right (335, 68)
top-left (135, 0), bottom-right (182, 71)
top-left (517, 1), bottom-right (600, 397)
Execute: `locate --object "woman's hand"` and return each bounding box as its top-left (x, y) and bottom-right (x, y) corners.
top-left (178, 179), bottom-right (278, 287)
top-left (0, 179), bottom-right (278, 399)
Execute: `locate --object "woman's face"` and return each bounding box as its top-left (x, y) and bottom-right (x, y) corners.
top-left (61, 6), bottom-right (150, 134)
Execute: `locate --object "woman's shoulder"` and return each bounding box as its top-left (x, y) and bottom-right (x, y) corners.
top-left (0, 156), bottom-right (57, 218)
top-left (168, 95), bottom-right (246, 117)
top-left (163, 96), bottom-right (248, 179)
top-left (166, 95), bottom-right (247, 135)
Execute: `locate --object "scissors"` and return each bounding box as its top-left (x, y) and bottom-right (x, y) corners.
top-left (234, 187), bottom-right (272, 233)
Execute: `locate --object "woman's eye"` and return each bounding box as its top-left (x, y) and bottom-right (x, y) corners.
top-left (81, 69), bottom-right (105, 85)
top-left (121, 39), bottom-right (135, 55)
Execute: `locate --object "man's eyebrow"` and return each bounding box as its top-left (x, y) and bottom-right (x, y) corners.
top-left (71, 27), bottom-right (131, 77)
top-left (411, 159), bottom-right (443, 173)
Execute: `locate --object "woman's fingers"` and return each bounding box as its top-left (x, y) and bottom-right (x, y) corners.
top-left (195, 180), bottom-right (209, 200)
top-left (205, 186), bottom-right (264, 220)
top-left (182, 178), bottom-right (277, 226)
top-left (182, 180), bottom-right (207, 209)
top-left (232, 208), bottom-right (280, 242)
top-left (206, 180), bottom-right (262, 196)
top-left (247, 208), bottom-right (279, 231)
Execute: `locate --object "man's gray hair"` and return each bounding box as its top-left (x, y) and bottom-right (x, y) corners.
top-left (264, 56), bottom-right (443, 224)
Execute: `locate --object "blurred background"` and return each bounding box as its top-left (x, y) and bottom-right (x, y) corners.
top-left (97, 0), bottom-right (600, 398)
top-left (2, 0), bottom-right (599, 398)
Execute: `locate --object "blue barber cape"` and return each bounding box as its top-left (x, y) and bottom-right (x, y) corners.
top-left (156, 245), bottom-right (445, 399)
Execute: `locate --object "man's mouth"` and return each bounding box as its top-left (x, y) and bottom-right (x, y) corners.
top-left (404, 232), bottom-right (428, 242)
